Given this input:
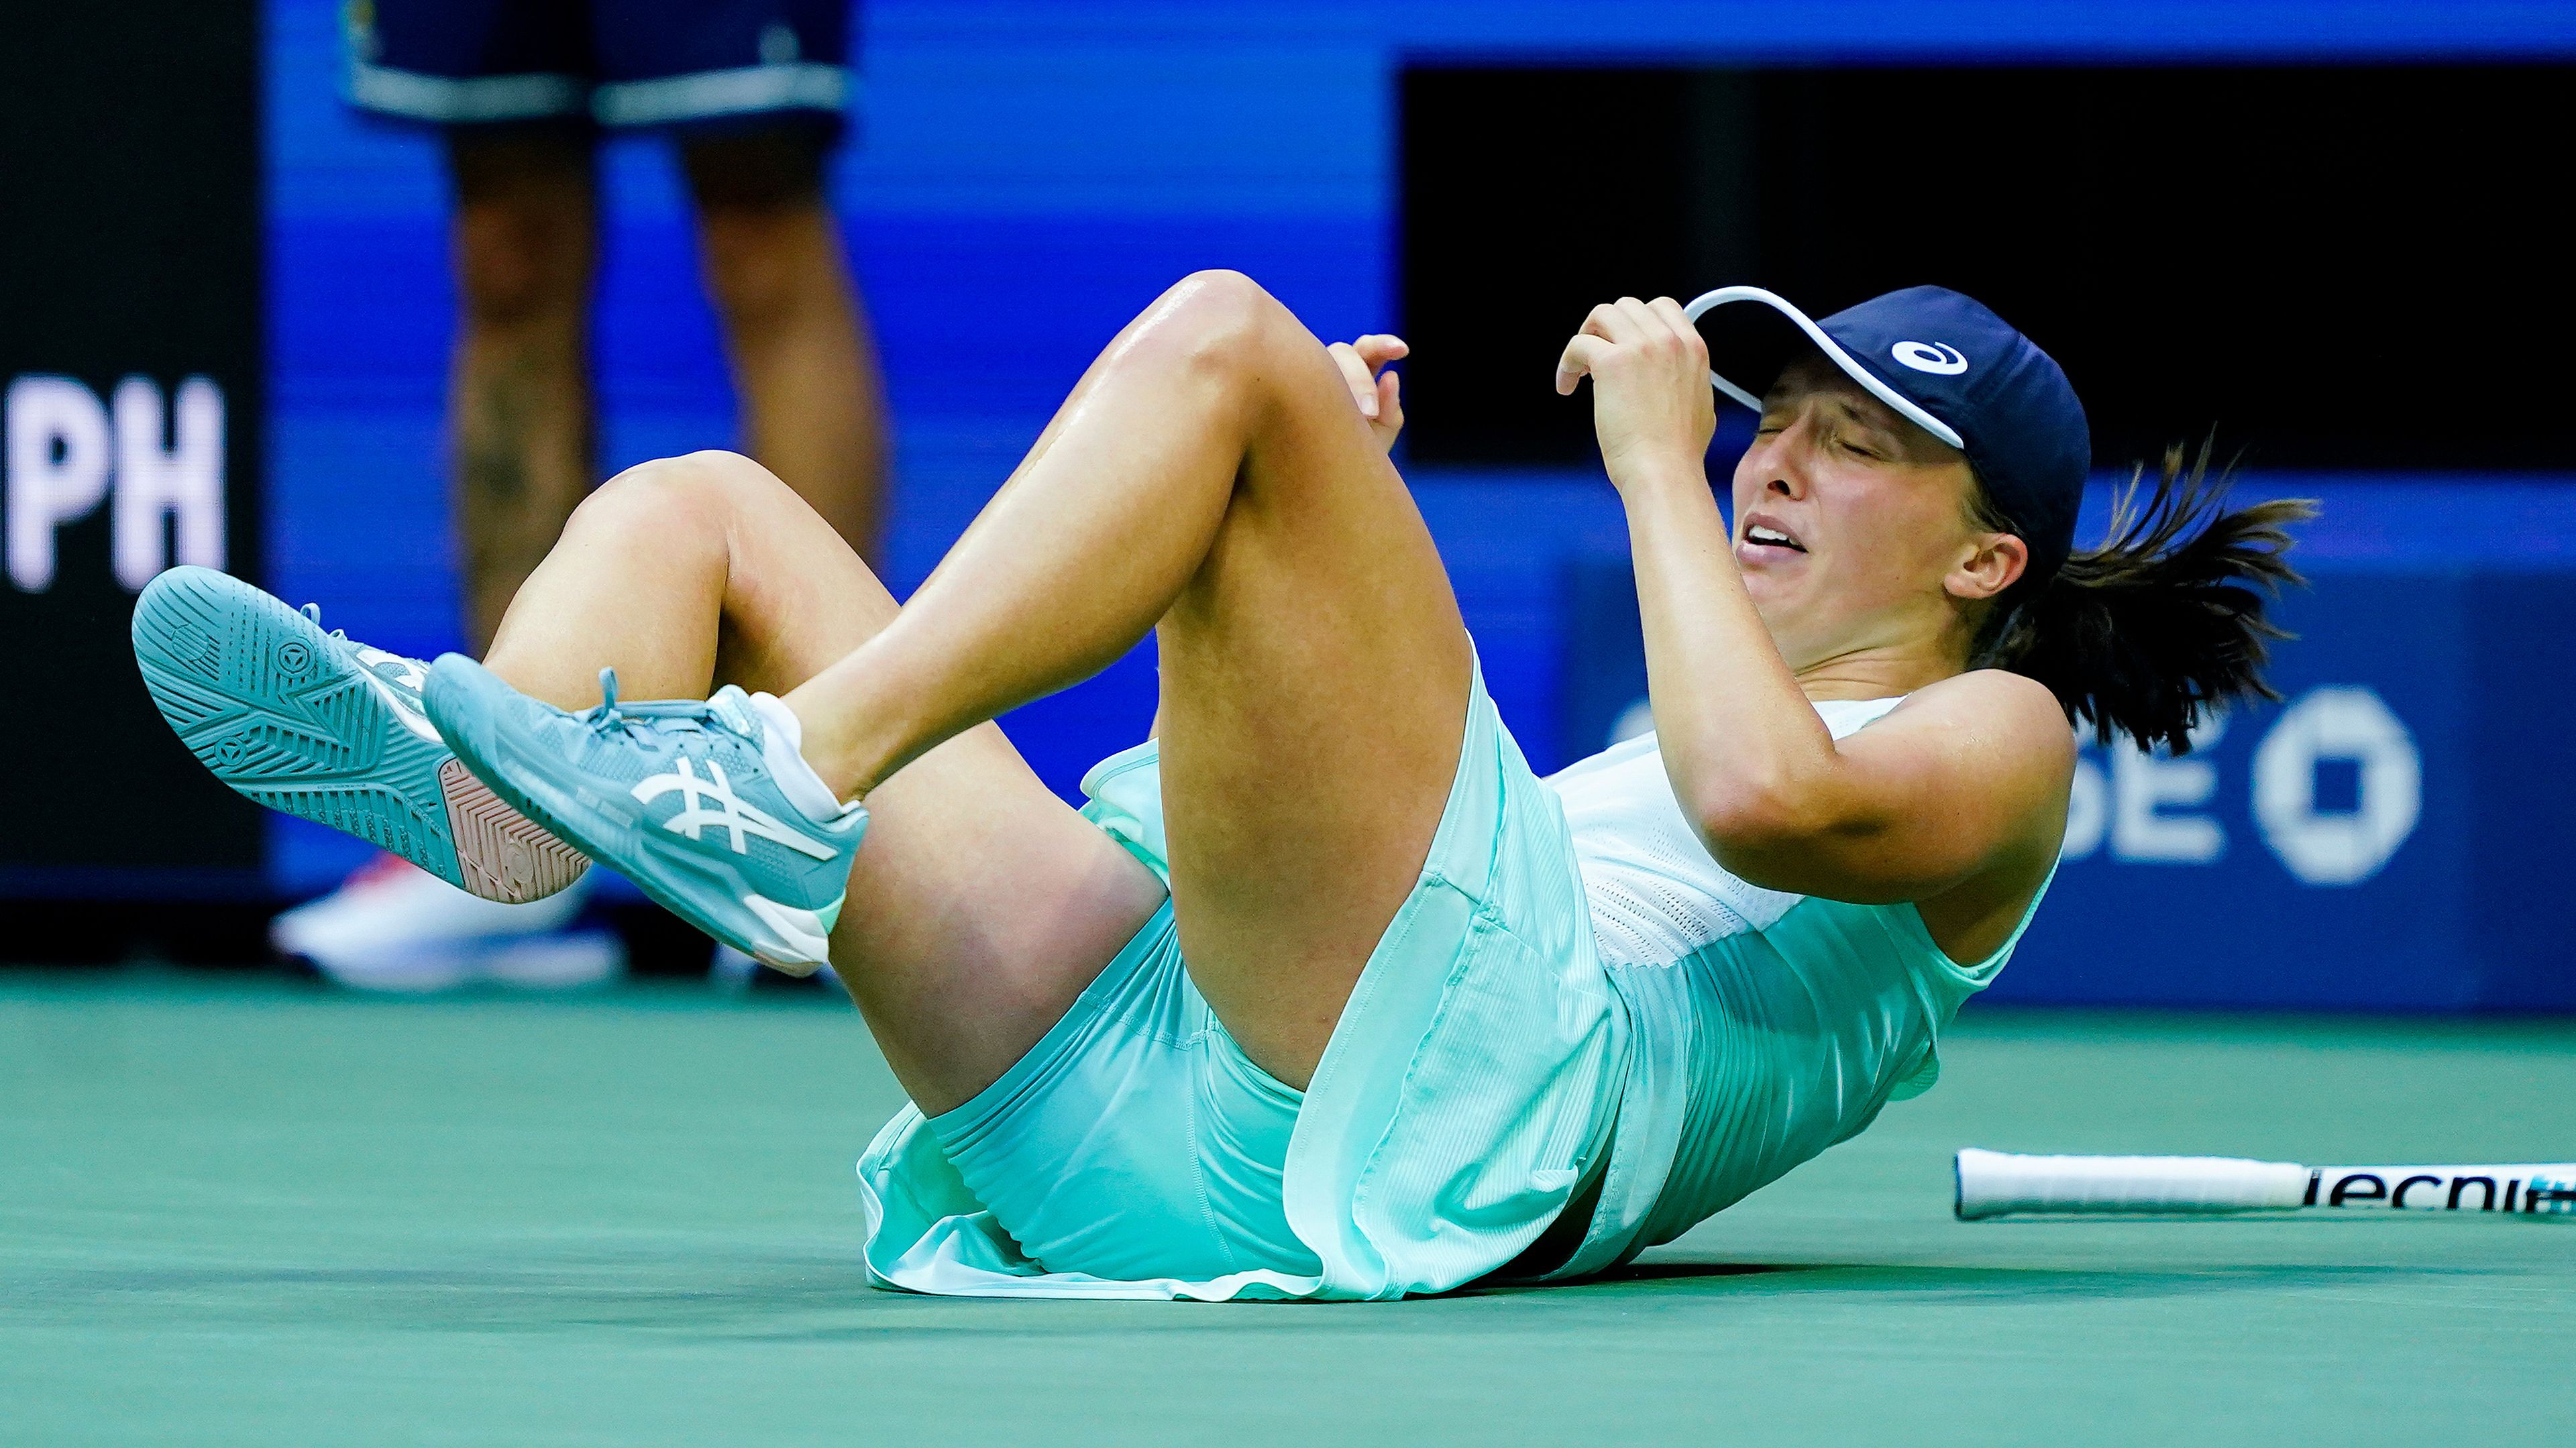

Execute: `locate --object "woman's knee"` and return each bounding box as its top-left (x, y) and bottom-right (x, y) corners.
top-left (568, 450), bottom-right (786, 549)
top-left (1136, 270), bottom-right (1307, 384)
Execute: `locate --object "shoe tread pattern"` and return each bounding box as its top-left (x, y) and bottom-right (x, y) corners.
top-left (138, 573), bottom-right (449, 888)
top-left (134, 569), bottom-right (588, 903)
top-left (134, 569), bottom-right (455, 876)
top-left (440, 759), bottom-right (587, 901)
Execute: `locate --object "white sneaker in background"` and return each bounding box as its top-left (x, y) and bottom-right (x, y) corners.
top-left (272, 854), bottom-right (623, 993)
top-left (710, 942), bottom-right (761, 993)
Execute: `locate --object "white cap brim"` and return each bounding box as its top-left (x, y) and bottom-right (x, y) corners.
top-left (1683, 285), bottom-right (1966, 450)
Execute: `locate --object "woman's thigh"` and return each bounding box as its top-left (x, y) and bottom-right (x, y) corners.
top-left (1152, 286), bottom-right (1474, 1088)
top-left (489, 451), bottom-right (1164, 1114)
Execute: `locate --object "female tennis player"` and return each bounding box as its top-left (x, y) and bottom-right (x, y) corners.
top-left (136, 271), bottom-right (2304, 1299)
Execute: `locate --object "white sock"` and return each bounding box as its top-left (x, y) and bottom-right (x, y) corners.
top-left (746, 691), bottom-right (849, 822)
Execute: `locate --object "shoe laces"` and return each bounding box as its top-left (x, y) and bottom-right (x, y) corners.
top-left (582, 668), bottom-right (735, 745)
top-left (585, 667), bottom-right (646, 740)
top-left (301, 601), bottom-right (351, 645)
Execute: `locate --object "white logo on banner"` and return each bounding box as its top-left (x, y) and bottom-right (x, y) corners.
top-left (1891, 341), bottom-right (1969, 375)
top-left (5, 374), bottom-right (225, 592)
top-left (2061, 685), bottom-right (2421, 885)
top-left (2252, 687), bottom-right (2421, 885)
top-left (2111, 712), bottom-right (2229, 862)
top-left (2062, 712), bottom-right (2227, 863)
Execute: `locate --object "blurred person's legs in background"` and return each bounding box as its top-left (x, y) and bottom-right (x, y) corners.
top-left (445, 122), bottom-right (886, 645)
top-left (450, 125), bottom-right (600, 653)
top-left (676, 122), bottom-right (890, 989)
top-left (293, 0), bottom-right (883, 989)
top-left (686, 125), bottom-right (887, 560)
top-left (265, 125), bottom-right (612, 994)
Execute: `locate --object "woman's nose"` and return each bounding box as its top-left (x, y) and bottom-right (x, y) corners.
top-left (1754, 421), bottom-right (1811, 499)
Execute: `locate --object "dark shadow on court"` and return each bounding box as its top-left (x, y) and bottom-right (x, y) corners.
top-left (1449, 1259), bottom-right (2493, 1306)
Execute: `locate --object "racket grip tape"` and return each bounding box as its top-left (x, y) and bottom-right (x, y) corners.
top-left (1955, 1148), bottom-right (2310, 1219)
top-left (1957, 1150), bottom-right (2576, 1219)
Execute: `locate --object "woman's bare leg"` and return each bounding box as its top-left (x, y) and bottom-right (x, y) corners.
top-left (784, 271), bottom-right (1473, 1087)
top-left (482, 451), bottom-right (1161, 1113)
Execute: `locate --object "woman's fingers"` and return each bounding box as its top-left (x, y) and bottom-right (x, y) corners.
top-left (1613, 296), bottom-right (1666, 341)
top-left (1562, 295), bottom-right (1686, 388)
top-left (1326, 341), bottom-right (1381, 419)
top-left (1564, 300), bottom-right (1642, 392)
top-left (1330, 335), bottom-right (1411, 421)
top-left (1647, 296), bottom-right (1702, 347)
top-left (1584, 300), bottom-right (1644, 343)
top-left (1374, 370), bottom-right (1403, 443)
top-left (1352, 333), bottom-right (1409, 367)
top-left (1556, 333), bottom-right (1614, 394)
top-left (1327, 336), bottom-right (1405, 451)
top-left (1561, 294), bottom-right (1718, 481)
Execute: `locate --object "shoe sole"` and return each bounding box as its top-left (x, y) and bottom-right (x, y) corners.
top-left (131, 567), bottom-right (587, 904)
top-left (427, 656), bottom-right (840, 972)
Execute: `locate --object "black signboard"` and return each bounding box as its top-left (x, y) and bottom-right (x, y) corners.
top-left (1, 1), bottom-right (265, 895)
top-left (1403, 63), bottom-right (2576, 472)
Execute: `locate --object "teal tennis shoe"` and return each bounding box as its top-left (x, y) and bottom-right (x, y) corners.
top-left (130, 566), bottom-right (588, 903)
top-left (424, 656), bottom-right (866, 973)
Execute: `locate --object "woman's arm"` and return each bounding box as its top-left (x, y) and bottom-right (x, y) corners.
top-left (1556, 298), bottom-right (2070, 903)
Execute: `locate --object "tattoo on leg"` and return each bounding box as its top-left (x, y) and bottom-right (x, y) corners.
top-left (458, 345), bottom-right (590, 645)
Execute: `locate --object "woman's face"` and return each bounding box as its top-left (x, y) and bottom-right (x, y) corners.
top-left (1729, 356), bottom-right (2023, 671)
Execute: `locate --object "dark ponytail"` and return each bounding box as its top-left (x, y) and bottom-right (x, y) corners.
top-left (1969, 440), bottom-right (2314, 755)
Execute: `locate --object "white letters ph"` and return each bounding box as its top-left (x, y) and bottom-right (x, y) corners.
top-left (3, 374), bottom-right (223, 592)
top-left (111, 376), bottom-right (226, 589)
top-left (6, 376), bottom-right (113, 590)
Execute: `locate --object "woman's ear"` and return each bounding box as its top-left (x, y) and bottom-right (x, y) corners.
top-left (1945, 532), bottom-right (2028, 603)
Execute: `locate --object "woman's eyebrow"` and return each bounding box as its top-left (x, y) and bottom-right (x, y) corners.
top-left (1821, 394), bottom-right (1901, 439)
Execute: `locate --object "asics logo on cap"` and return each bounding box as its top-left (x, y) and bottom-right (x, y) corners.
top-left (1891, 341), bottom-right (1969, 376)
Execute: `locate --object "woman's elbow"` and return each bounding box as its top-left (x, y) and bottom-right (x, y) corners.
top-left (1688, 787), bottom-right (1819, 860)
top-left (1690, 769), bottom-right (1884, 888)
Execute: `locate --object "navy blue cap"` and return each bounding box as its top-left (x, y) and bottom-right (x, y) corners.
top-left (1684, 284), bottom-right (2092, 589)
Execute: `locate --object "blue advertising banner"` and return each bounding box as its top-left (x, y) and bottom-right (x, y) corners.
top-left (231, 0), bottom-right (2576, 952)
top-left (1558, 486), bottom-right (2576, 1013)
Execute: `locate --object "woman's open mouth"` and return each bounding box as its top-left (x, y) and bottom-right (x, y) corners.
top-left (1737, 517), bottom-right (1809, 559)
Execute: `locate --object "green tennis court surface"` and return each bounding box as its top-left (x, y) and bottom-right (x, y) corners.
top-left (5, 972), bottom-right (2568, 1445)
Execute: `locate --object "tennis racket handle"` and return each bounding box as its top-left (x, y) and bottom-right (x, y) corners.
top-left (1955, 1149), bottom-right (2310, 1219)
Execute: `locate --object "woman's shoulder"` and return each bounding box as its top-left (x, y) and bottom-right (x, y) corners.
top-left (1884, 668), bottom-right (2072, 748)
top-left (1868, 669), bottom-right (2078, 821)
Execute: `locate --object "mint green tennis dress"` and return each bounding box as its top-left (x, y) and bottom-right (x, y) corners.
top-left (855, 661), bottom-right (2048, 1300)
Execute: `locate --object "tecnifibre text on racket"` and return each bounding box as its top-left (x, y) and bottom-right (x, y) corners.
top-left (1953, 1149), bottom-right (2576, 1221)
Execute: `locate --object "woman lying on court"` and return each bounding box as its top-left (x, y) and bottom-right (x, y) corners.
top-left (136, 272), bottom-right (2307, 1299)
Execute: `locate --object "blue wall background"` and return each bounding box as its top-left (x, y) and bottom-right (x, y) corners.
top-left (264, 0), bottom-right (2576, 1007)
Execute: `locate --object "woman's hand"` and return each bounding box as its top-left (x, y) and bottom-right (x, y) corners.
top-left (1555, 297), bottom-right (1717, 488)
top-left (1328, 334), bottom-right (1407, 453)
